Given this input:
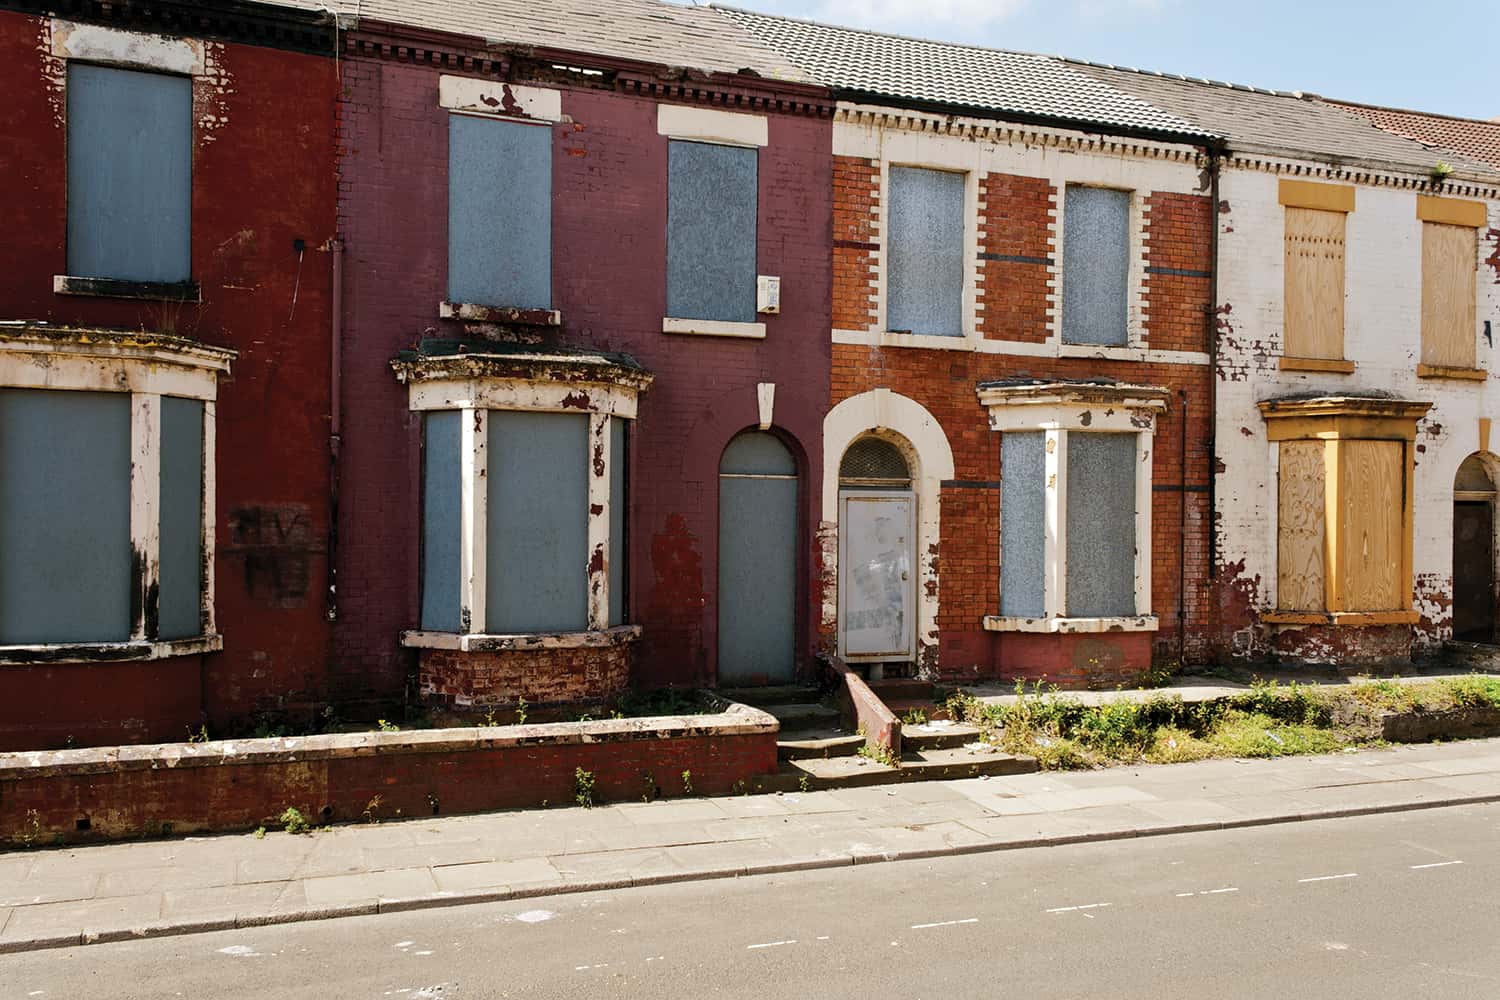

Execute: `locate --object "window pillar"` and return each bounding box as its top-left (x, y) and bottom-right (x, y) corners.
top-left (587, 412), bottom-right (612, 631)
top-left (459, 404), bottom-right (488, 635)
top-left (1043, 427), bottom-right (1068, 620)
top-left (129, 393), bottom-right (162, 640)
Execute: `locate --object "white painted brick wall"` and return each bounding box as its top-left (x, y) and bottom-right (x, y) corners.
top-left (1216, 165), bottom-right (1500, 652)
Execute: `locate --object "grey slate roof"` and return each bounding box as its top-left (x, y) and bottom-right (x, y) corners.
top-left (1067, 61), bottom-right (1500, 180)
top-left (712, 6), bottom-right (1208, 140)
top-left (304, 0), bottom-right (814, 81)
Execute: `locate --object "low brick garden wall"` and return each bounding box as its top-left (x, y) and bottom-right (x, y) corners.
top-left (0, 702), bottom-right (778, 846)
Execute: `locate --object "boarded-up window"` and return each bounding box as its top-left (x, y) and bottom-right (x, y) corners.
top-left (0, 389), bottom-right (132, 644)
top-left (158, 397), bottom-right (204, 640)
top-left (667, 141), bottom-right (757, 323)
top-left (1340, 440), bottom-right (1404, 611)
top-left (1276, 440), bottom-right (1326, 612)
top-left (448, 115), bottom-right (552, 309)
top-left (1421, 222), bottom-right (1477, 369)
top-left (1065, 433), bottom-right (1137, 617)
top-left (1283, 207), bottom-right (1346, 360)
top-left (487, 411), bottom-right (588, 632)
top-left (1000, 432), bottom-right (1045, 618)
top-left (420, 411), bottom-right (463, 632)
top-left (887, 167), bottom-right (964, 337)
top-left (67, 64), bottom-right (192, 283)
top-left (1062, 186), bottom-right (1130, 346)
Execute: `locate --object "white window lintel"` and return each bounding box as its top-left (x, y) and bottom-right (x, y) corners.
top-left (51, 19), bottom-right (205, 76)
top-left (657, 104), bottom-right (768, 147)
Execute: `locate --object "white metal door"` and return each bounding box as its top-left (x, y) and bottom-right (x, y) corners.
top-left (838, 490), bottom-right (915, 661)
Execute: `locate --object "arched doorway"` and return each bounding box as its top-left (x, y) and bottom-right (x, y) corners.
top-left (718, 431), bottom-right (798, 685)
top-left (837, 436), bottom-right (915, 665)
top-left (1453, 454), bottom-right (1496, 643)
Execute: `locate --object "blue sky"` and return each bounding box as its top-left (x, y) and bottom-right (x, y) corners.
top-left (717, 0), bottom-right (1496, 121)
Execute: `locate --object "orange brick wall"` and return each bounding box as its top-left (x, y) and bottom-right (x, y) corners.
top-left (978, 172), bottom-right (1056, 343)
top-left (1143, 191), bottom-right (1214, 353)
top-left (833, 155), bottom-right (879, 330)
top-left (828, 163), bottom-right (1216, 685)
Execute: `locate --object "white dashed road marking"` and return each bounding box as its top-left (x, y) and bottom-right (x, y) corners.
top-left (1410, 860), bottom-right (1464, 869)
top-left (1046, 903), bottom-right (1111, 914)
top-left (911, 918), bottom-right (979, 930)
top-left (1298, 873), bottom-right (1359, 883)
top-left (746, 940), bottom-right (797, 950)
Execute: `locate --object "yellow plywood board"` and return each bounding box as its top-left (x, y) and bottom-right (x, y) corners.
top-left (1279, 179), bottom-right (1356, 213)
top-left (1416, 194), bottom-right (1487, 229)
top-left (1278, 440), bottom-right (1327, 612)
top-left (1284, 207), bottom-right (1347, 362)
top-left (1421, 222), bottom-right (1477, 369)
top-left (1339, 440), bottom-right (1404, 611)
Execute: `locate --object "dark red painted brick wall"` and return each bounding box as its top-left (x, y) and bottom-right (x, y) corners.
top-left (3, 727), bottom-right (779, 843)
top-left (335, 57), bottom-right (832, 698)
top-left (0, 13), bottom-right (337, 747)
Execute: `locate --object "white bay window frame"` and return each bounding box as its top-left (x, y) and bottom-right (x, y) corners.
top-left (394, 352), bottom-right (651, 651)
top-left (978, 381), bottom-right (1167, 634)
top-left (0, 325), bottom-right (232, 663)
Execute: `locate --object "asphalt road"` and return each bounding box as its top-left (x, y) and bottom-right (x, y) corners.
top-left (6, 803), bottom-right (1500, 999)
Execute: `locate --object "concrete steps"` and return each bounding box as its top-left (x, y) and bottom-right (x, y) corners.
top-left (756, 744), bottom-right (1037, 792)
top-left (902, 721), bottom-right (985, 751)
top-left (764, 701), bottom-right (841, 732)
top-left (777, 726), bottom-right (865, 761)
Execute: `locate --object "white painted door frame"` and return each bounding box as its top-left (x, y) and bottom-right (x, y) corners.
top-left (837, 489), bottom-right (917, 663)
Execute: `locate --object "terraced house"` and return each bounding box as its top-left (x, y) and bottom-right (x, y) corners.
top-left (328, 0), bottom-right (834, 715)
top-left (0, 0), bottom-right (339, 750)
top-left (1070, 66), bottom-right (1500, 665)
top-left (720, 9), bottom-right (1221, 688)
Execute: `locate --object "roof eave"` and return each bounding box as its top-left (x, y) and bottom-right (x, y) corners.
top-left (836, 87), bottom-right (1224, 149)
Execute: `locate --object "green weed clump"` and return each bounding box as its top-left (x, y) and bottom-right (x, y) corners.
top-left (1443, 674), bottom-right (1500, 710)
top-left (1205, 711), bottom-right (1342, 758)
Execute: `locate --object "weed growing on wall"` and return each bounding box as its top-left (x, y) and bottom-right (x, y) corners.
top-left (574, 767), bottom-right (596, 808)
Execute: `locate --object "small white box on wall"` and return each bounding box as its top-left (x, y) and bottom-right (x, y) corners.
top-left (757, 275), bottom-right (781, 315)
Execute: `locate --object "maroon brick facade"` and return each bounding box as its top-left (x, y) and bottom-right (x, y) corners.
top-left (334, 34), bottom-right (833, 706)
top-left (0, 10), bottom-right (337, 750)
top-left (419, 643), bottom-right (634, 709)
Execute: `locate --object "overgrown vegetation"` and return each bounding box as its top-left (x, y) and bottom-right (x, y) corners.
top-left (939, 675), bottom-right (1500, 771)
top-left (574, 767), bottom-right (596, 808)
top-left (280, 807), bottom-right (311, 835)
top-left (857, 741), bottom-right (900, 767)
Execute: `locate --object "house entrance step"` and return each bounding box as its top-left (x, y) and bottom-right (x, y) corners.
top-left (866, 678), bottom-right (939, 703)
top-left (756, 744), bottom-right (1037, 792)
top-left (722, 685), bottom-right (823, 707)
top-left (764, 701), bottom-right (841, 732)
top-left (777, 726), bottom-right (865, 761)
top-left (901, 721), bottom-right (985, 751)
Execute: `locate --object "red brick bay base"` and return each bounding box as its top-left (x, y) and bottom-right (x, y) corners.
top-left (1, 706), bottom-right (778, 845)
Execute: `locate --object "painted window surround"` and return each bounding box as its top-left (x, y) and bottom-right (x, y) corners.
top-left (1414, 193), bottom-right (1488, 382)
top-left (656, 105), bottom-right (768, 340)
top-left (48, 19), bottom-right (204, 303)
top-left (393, 350), bottom-right (652, 651)
top-left (832, 107), bottom-right (1208, 366)
top-left (1259, 396), bottom-right (1432, 626)
top-left (1277, 179), bottom-right (1356, 375)
top-left (977, 381), bottom-right (1167, 634)
top-left (0, 325), bottom-right (233, 664)
top-left (437, 76), bottom-right (564, 327)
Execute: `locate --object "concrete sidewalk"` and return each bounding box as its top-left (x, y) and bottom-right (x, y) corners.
top-left (3, 737), bottom-right (1500, 954)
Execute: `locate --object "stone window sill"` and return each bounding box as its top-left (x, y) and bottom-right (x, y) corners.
top-left (1279, 356), bottom-right (1356, 374)
top-left (1262, 610), bottom-right (1419, 627)
top-left (439, 302), bottom-right (561, 326)
top-left (0, 634), bottom-right (223, 665)
top-left (982, 615), bottom-right (1158, 634)
top-left (1416, 364), bottom-right (1485, 382)
top-left (401, 625), bottom-right (643, 652)
top-left (662, 317), bottom-right (766, 339)
top-left (54, 275), bottom-right (201, 302)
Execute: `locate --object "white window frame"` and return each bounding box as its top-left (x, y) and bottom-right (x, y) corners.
top-left (394, 353), bottom-right (651, 651)
top-left (657, 105), bottom-right (768, 340)
top-left (50, 19), bottom-right (206, 301)
top-left (977, 381), bottom-right (1166, 634)
top-left (881, 162), bottom-right (976, 340)
top-left (0, 326), bottom-right (232, 663)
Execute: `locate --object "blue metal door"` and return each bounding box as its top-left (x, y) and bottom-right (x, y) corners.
top-left (718, 432), bottom-right (798, 685)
